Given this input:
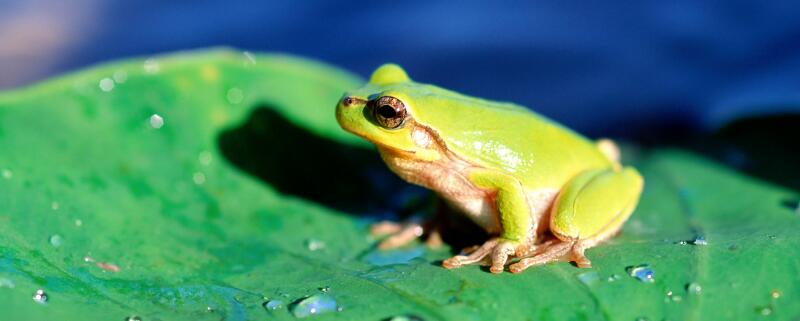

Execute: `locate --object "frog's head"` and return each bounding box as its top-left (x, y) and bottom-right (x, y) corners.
top-left (336, 64), bottom-right (442, 161)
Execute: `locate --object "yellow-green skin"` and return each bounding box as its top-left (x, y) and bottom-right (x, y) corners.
top-left (336, 64), bottom-right (644, 274)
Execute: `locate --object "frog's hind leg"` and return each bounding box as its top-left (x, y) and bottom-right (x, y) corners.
top-left (509, 167), bottom-right (643, 273)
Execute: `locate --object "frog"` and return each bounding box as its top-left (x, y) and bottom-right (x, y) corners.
top-left (335, 64), bottom-right (644, 274)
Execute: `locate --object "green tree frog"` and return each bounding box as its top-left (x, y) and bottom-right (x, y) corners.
top-left (335, 64), bottom-right (644, 274)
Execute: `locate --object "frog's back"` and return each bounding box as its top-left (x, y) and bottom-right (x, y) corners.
top-left (407, 85), bottom-right (612, 189)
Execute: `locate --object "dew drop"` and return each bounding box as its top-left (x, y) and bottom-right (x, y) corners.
top-left (113, 70), bottom-right (128, 84)
top-left (149, 114), bottom-right (164, 129)
top-left (84, 256), bottom-right (95, 263)
top-left (198, 151), bottom-right (212, 166)
top-left (577, 271), bottom-right (600, 285)
top-left (386, 315), bottom-right (425, 321)
top-left (755, 305), bottom-right (773, 316)
top-left (290, 294), bottom-right (338, 318)
top-left (665, 290), bottom-right (682, 303)
top-left (318, 286), bottom-right (330, 293)
top-left (686, 282), bottom-right (702, 295)
top-left (49, 234), bottom-right (63, 247)
top-left (770, 289), bottom-right (781, 299)
top-left (0, 278), bottom-right (15, 288)
top-left (143, 58), bottom-right (160, 74)
top-left (99, 78), bottom-right (115, 92)
top-left (262, 299), bottom-right (283, 311)
top-left (635, 318), bottom-right (649, 321)
top-left (192, 172), bottom-right (206, 185)
top-left (691, 236), bottom-right (707, 245)
top-left (125, 316), bottom-right (143, 321)
top-left (32, 289), bottom-right (48, 304)
top-left (305, 239), bottom-right (326, 251)
top-left (626, 264), bottom-right (655, 283)
top-left (607, 274), bottom-right (621, 282)
top-left (74, 219), bottom-right (83, 227)
top-left (226, 87), bottom-right (244, 104)
top-left (2, 169), bottom-right (12, 179)
top-left (51, 201), bottom-right (60, 210)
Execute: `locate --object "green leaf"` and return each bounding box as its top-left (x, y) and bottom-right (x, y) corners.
top-left (0, 49), bottom-right (798, 321)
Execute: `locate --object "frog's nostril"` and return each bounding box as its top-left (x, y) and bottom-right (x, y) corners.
top-left (341, 96), bottom-right (365, 107)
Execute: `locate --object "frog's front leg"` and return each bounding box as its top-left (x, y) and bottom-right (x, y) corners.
top-left (442, 169), bottom-right (534, 274)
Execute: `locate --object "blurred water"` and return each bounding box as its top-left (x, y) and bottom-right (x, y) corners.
top-left (1, 0), bottom-right (799, 136)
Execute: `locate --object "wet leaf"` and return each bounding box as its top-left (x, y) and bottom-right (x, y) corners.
top-left (0, 49), bottom-right (798, 321)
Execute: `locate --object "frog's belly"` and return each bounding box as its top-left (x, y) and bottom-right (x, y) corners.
top-left (377, 146), bottom-right (558, 235)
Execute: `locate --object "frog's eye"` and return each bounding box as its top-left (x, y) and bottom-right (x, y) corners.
top-left (371, 96), bottom-right (407, 129)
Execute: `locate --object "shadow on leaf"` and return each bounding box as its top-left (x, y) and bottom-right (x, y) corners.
top-left (217, 104), bottom-right (423, 215)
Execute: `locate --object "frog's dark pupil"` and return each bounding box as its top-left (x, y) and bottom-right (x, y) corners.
top-left (378, 105), bottom-right (396, 118)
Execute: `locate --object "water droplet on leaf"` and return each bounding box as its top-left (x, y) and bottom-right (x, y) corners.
top-left (665, 290), bottom-right (682, 303)
top-left (770, 289), bottom-right (781, 299)
top-left (192, 172), bottom-right (206, 185)
top-left (626, 264), bottom-right (655, 283)
top-left (577, 271), bottom-right (600, 285)
top-left (2, 169), bottom-right (13, 179)
top-left (99, 78), bottom-right (115, 92)
top-left (755, 305), bottom-right (773, 316)
top-left (198, 151), bottom-right (212, 166)
top-left (125, 316), bottom-right (143, 321)
top-left (113, 70), bottom-right (128, 83)
top-left (686, 282), bottom-right (702, 295)
top-left (263, 299), bottom-right (283, 311)
top-left (691, 236), bottom-right (707, 245)
top-left (149, 114), bottom-right (164, 129)
top-left (143, 59), bottom-right (160, 74)
top-left (32, 289), bottom-right (48, 304)
top-left (305, 239), bottom-right (326, 251)
top-left (226, 87), bottom-right (244, 104)
top-left (290, 294), bottom-right (338, 318)
top-left (51, 201), bottom-right (60, 210)
top-left (49, 234), bottom-right (63, 247)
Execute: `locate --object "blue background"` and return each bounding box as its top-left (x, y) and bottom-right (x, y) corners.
top-left (1, 1), bottom-right (799, 137)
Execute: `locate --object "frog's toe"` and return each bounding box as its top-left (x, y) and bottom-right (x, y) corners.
top-left (489, 241), bottom-right (517, 274)
top-left (377, 223), bottom-right (424, 249)
top-left (509, 241), bottom-right (573, 273)
top-left (424, 228), bottom-right (444, 249)
top-left (442, 238), bottom-right (498, 269)
top-left (370, 221), bottom-right (404, 236)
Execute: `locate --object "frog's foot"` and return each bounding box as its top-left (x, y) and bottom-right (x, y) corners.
top-left (442, 238), bottom-right (525, 273)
